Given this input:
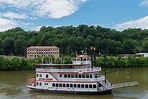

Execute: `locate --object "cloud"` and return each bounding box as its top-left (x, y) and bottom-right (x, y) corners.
top-left (32, 26), bottom-right (42, 31)
top-left (140, 0), bottom-right (148, 7)
top-left (2, 12), bottom-right (28, 19)
top-left (113, 16), bottom-right (148, 31)
top-left (0, 0), bottom-right (88, 18)
top-left (0, 18), bottom-right (18, 32)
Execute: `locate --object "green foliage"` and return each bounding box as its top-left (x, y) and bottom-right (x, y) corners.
top-left (96, 56), bottom-right (148, 68)
top-left (0, 57), bottom-right (35, 71)
top-left (0, 26), bottom-right (148, 56)
top-left (63, 56), bottom-right (72, 64)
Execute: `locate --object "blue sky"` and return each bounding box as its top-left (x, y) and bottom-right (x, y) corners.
top-left (0, 0), bottom-right (148, 32)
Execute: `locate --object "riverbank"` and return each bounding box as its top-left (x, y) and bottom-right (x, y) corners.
top-left (0, 55), bottom-right (147, 71)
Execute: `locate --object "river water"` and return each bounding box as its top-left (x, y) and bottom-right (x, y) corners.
top-left (0, 67), bottom-right (147, 99)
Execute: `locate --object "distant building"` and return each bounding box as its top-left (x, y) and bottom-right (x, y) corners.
top-left (27, 46), bottom-right (59, 59)
top-left (136, 53), bottom-right (148, 57)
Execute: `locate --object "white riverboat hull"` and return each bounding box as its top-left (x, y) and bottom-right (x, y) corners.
top-left (27, 85), bottom-right (112, 95)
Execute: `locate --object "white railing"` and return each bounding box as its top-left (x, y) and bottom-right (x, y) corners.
top-left (72, 61), bottom-right (91, 64)
top-left (36, 67), bottom-right (101, 73)
top-left (99, 80), bottom-right (112, 90)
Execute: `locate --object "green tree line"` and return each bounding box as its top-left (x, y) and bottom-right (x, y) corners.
top-left (0, 25), bottom-right (148, 56)
top-left (0, 55), bottom-right (147, 71)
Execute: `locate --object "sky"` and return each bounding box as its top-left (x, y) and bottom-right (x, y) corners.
top-left (0, 0), bottom-right (148, 32)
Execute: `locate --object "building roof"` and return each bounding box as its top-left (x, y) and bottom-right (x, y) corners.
top-left (27, 46), bottom-right (59, 49)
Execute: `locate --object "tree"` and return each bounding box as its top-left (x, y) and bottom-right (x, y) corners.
top-left (3, 37), bottom-right (15, 55)
top-left (142, 38), bottom-right (148, 52)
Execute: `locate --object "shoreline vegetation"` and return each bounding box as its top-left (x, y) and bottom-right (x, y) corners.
top-left (0, 26), bottom-right (148, 71)
top-left (0, 55), bottom-right (147, 71)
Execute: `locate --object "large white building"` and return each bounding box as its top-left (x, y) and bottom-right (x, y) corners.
top-left (27, 46), bottom-right (59, 59)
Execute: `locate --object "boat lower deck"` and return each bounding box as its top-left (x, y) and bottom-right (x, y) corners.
top-left (29, 87), bottom-right (112, 95)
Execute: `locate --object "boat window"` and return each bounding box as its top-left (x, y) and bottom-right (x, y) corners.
top-left (44, 83), bottom-right (46, 85)
top-left (81, 84), bottom-right (84, 88)
top-left (86, 74), bottom-right (89, 78)
top-left (59, 83), bottom-right (62, 87)
top-left (36, 74), bottom-right (38, 77)
top-left (47, 83), bottom-right (48, 85)
top-left (40, 82), bottom-right (42, 86)
top-left (93, 84), bottom-right (96, 88)
top-left (79, 74), bottom-right (81, 78)
top-left (52, 83), bottom-right (55, 87)
top-left (46, 74), bottom-right (48, 78)
top-left (82, 74), bottom-right (85, 78)
top-left (68, 74), bottom-right (70, 78)
top-left (60, 74), bottom-right (62, 77)
top-left (95, 74), bottom-right (97, 78)
top-left (64, 74), bottom-right (67, 78)
top-left (63, 84), bottom-right (65, 87)
top-left (85, 84), bottom-right (88, 88)
top-left (89, 84), bottom-right (92, 88)
top-left (75, 74), bottom-right (78, 78)
top-left (70, 84), bottom-right (73, 87)
top-left (74, 84), bottom-right (76, 88)
top-left (78, 84), bottom-right (80, 88)
top-left (66, 84), bottom-right (69, 87)
top-left (56, 83), bottom-right (58, 87)
top-left (71, 74), bottom-right (74, 78)
top-left (36, 82), bottom-right (38, 85)
top-left (90, 74), bottom-right (92, 78)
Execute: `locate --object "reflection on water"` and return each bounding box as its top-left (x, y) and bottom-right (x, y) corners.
top-left (0, 67), bottom-right (148, 99)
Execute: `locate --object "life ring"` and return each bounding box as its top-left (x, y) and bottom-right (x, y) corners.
top-left (78, 70), bottom-right (83, 74)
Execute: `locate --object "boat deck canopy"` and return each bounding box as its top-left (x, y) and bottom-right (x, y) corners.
top-left (36, 63), bottom-right (89, 67)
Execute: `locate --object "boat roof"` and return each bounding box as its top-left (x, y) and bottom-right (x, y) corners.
top-left (76, 54), bottom-right (89, 58)
top-left (37, 63), bottom-right (89, 66)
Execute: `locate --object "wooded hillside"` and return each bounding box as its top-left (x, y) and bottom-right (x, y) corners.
top-left (0, 25), bottom-right (148, 56)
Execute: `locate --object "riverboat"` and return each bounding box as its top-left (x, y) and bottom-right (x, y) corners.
top-left (27, 54), bottom-right (138, 94)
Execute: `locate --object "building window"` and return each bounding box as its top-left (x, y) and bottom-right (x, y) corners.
top-left (36, 74), bottom-right (38, 77)
top-left (40, 74), bottom-right (42, 77)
